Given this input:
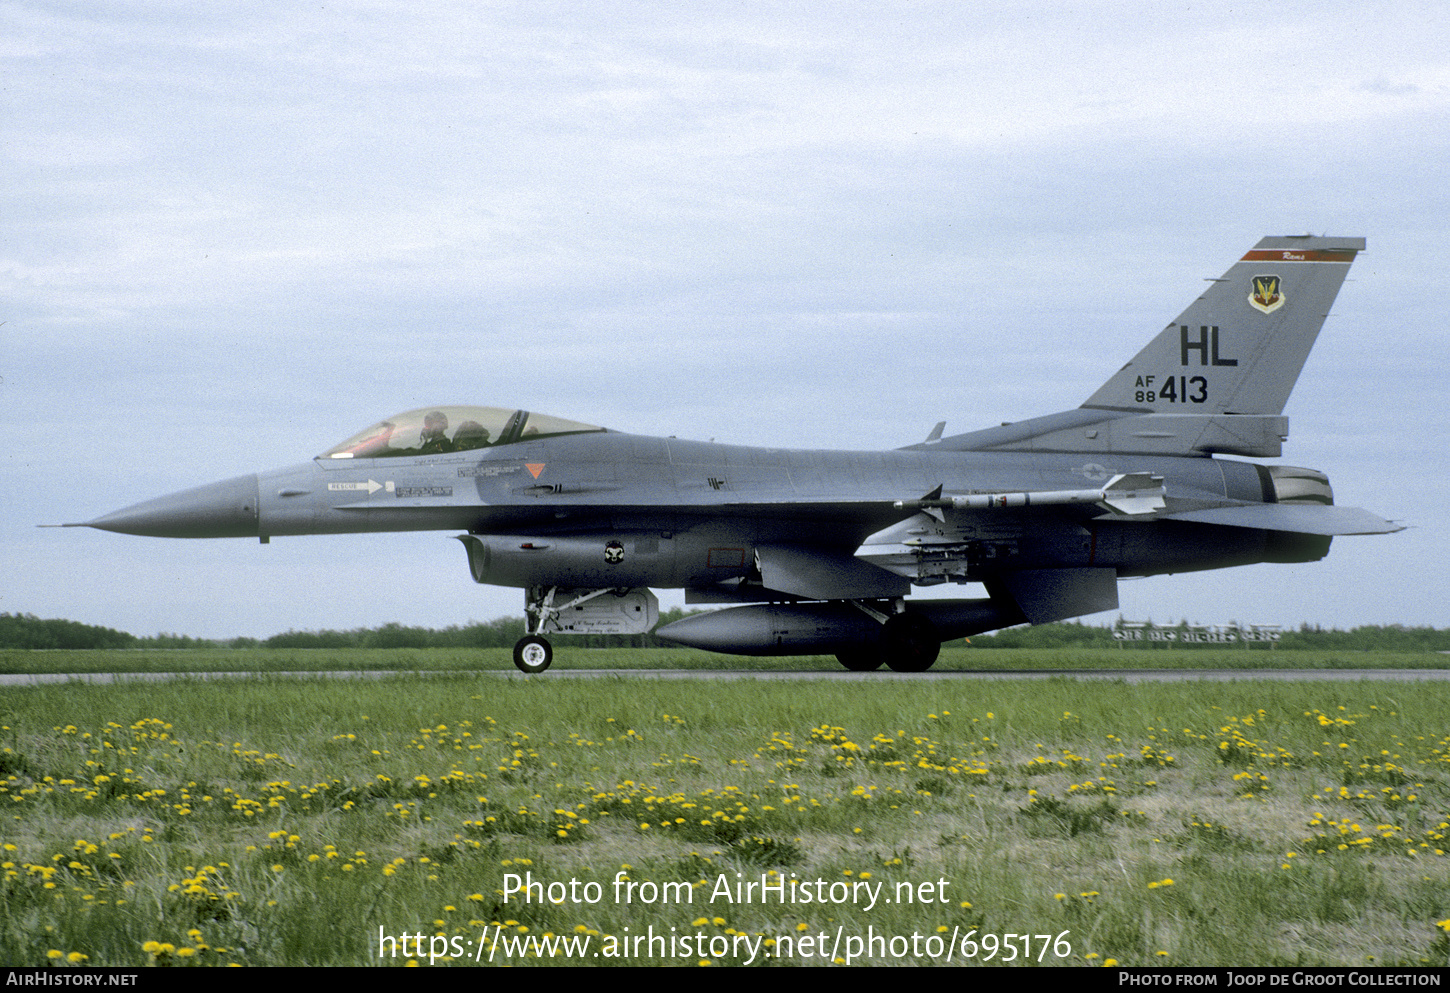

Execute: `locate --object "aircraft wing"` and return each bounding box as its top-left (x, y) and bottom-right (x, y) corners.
top-left (722, 492), bottom-right (1401, 536)
top-left (1155, 504), bottom-right (1403, 536)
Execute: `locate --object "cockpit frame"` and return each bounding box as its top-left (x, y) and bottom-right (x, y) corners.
top-left (320, 406), bottom-right (606, 460)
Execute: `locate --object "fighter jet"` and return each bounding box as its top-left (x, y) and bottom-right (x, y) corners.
top-left (68, 235), bottom-right (1400, 673)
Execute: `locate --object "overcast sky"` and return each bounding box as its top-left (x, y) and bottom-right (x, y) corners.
top-left (4, 1), bottom-right (1447, 640)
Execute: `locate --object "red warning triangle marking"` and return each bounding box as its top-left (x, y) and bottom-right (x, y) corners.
top-left (526, 463), bottom-right (545, 479)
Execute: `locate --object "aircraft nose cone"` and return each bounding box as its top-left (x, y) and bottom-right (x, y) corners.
top-left (84, 474), bottom-right (261, 538)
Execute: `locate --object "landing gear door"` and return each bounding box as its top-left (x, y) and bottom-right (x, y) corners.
top-left (536, 588), bottom-right (660, 636)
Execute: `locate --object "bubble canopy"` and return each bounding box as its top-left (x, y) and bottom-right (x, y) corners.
top-left (320, 406), bottom-right (606, 459)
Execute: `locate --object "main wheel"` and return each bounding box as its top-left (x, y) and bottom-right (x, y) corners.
top-left (836, 649), bottom-right (884, 671)
top-left (513, 635), bottom-right (553, 674)
top-left (881, 614), bottom-right (940, 672)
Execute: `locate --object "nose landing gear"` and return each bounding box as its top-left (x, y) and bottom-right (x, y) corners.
top-left (513, 634), bottom-right (553, 673)
top-left (512, 585), bottom-right (656, 673)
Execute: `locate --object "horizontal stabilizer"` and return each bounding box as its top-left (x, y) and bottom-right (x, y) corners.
top-left (1159, 504), bottom-right (1403, 536)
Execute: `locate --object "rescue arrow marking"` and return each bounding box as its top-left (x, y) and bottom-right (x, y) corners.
top-left (327, 480), bottom-right (384, 494)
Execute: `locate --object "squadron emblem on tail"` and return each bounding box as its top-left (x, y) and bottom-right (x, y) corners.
top-left (1249, 274), bottom-right (1285, 314)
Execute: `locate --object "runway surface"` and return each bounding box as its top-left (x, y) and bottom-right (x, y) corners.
top-left (4, 668), bottom-right (1449, 686)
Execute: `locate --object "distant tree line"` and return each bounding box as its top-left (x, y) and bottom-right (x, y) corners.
top-left (1274, 623), bottom-right (1450, 653)
top-left (4, 611), bottom-right (1449, 652)
top-left (968, 620), bottom-right (1120, 648)
top-left (0, 609), bottom-right (697, 650)
top-left (0, 613), bottom-right (139, 650)
top-left (970, 619), bottom-right (1450, 652)
top-left (257, 607), bottom-right (707, 649)
top-left (0, 614), bottom-right (225, 650)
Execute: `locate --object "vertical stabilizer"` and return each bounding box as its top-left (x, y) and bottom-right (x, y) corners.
top-left (1081, 236), bottom-right (1364, 416)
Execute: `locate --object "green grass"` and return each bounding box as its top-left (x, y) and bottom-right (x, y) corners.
top-left (3, 673), bottom-right (1449, 966)
top-left (4, 644), bottom-right (1446, 675)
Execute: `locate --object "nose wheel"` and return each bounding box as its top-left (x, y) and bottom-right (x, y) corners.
top-left (513, 635), bottom-right (553, 674)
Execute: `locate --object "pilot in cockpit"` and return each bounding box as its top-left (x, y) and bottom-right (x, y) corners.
top-left (452, 420), bottom-right (491, 451)
top-left (418, 411), bottom-right (452, 455)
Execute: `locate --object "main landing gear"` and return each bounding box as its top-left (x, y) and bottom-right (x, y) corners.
top-left (835, 649), bottom-right (883, 671)
top-left (880, 612), bottom-right (941, 672)
top-left (834, 603), bottom-right (942, 673)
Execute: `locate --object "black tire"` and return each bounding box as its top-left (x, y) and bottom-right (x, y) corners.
top-left (837, 650), bottom-right (884, 671)
top-left (881, 613), bottom-right (940, 672)
top-left (513, 635), bottom-right (553, 674)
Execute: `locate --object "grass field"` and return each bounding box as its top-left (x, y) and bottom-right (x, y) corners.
top-left (3, 653), bottom-right (1449, 967)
